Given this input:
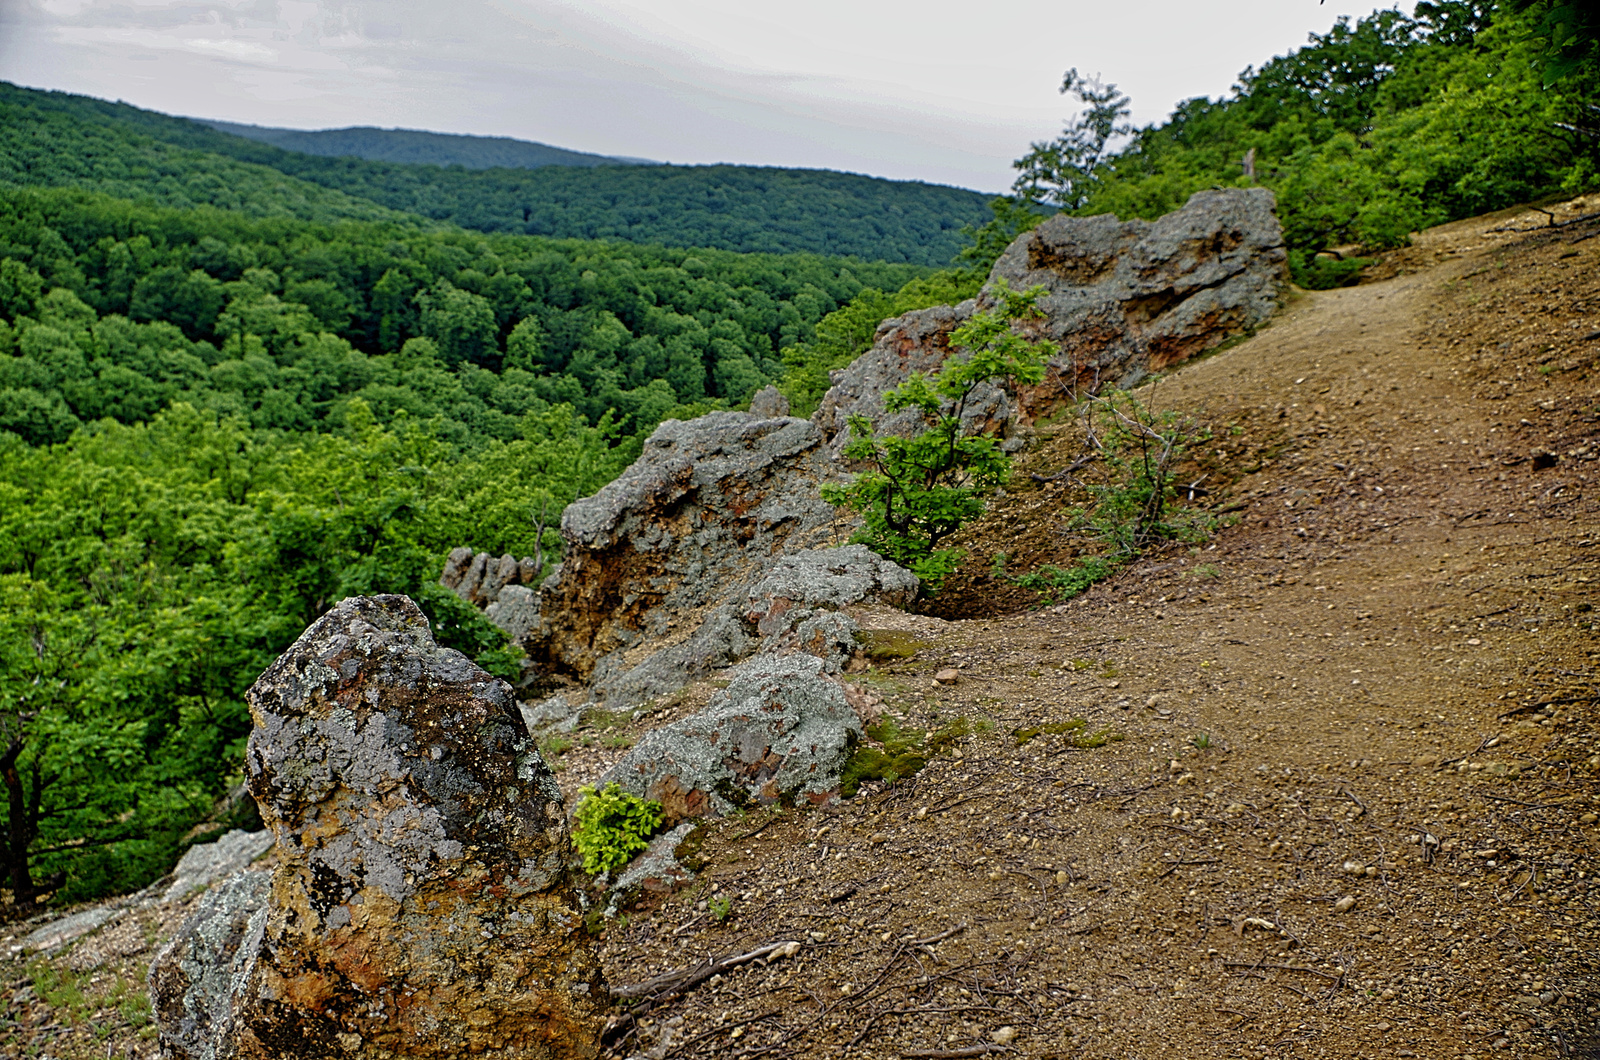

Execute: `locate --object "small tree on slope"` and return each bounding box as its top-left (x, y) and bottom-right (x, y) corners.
top-left (822, 282), bottom-right (1051, 593)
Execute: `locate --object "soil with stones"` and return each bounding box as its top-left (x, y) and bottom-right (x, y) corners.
top-left (5, 197), bottom-right (1599, 1060)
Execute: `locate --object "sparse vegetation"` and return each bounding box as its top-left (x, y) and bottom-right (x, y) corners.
top-left (572, 782), bottom-right (664, 875)
top-left (822, 282), bottom-right (1051, 593)
top-left (841, 717), bottom-right (975, 796)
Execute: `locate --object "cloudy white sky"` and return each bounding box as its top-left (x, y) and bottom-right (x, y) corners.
top-left (0, 0), bottom-right (1391, 192)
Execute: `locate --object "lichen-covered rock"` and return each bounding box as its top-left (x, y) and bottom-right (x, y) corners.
top-left (816, 188), bottom-right (1287, 452)
top-left (600, 653), bottom-right (862, 822)
top-left (150, 595), bottom-right (605, 1060)
top-left (609, 822), bottom-right (698, 906)
top-left (528, 412), bottom-right (838, 697)
top-left (484, 583), bottom-right (541, 641)
top-left (743, 546), bottom-right (919, 671)
top-left (148, 871), bottom-right (269, 1060)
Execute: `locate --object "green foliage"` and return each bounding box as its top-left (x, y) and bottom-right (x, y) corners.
top-left (0, 82), bottom-right (994, 266)
top-left (821, 282), bottom-right (1051, 593)
top-left (1287, 250), bottom-right (1375, 290)
top-left (205, 119), bottom-right (636, 170)
top-left (571, 782), bottom-right (665, 875)
top-left (708, 895), bottom-right (733, 922)
top-left (1023, 4), bottom-right (1598, 259)
top-left (1066, 389), bottom-right (1216, 558)
top-left (1012, 69), bottom-right (1134, 210)
top-left (1003, 390), bottom-right (1216, 606)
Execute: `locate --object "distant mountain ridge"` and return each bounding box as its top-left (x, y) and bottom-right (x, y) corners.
top-left (198, 120), bottom-right (655, 170)
top-left (0, 81), bottom-right (995, 265)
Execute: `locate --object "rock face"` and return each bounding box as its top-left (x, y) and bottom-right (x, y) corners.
top-left (149, 871), bottom-right (270, 1060)
top-left (440, 547), bottom-right (543, 608)
top-left (744, 545), bottom-right (919, 672)
top-left (528, 412), bottom-right (839, 700)
top-left (816, 188), bottom-right (1287, 452)
top-left (162, 829), bottom-right (275, 903)
top-left (600, 653), bottom-right (862, 823)
top-left (149, 595), bottom-right (605, 1060)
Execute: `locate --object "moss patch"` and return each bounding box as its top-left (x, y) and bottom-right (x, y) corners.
top-left (1011, 718), bottom-right (1125, 749)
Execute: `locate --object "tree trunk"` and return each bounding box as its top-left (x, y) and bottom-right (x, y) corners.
top-left (0, 738), bottom-right (39, 905)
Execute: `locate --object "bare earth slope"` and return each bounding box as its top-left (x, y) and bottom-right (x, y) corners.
top-left (3, 201), bottom-right (1597, 1060)
top-left (588, 201), bottom-right (1600, 1060)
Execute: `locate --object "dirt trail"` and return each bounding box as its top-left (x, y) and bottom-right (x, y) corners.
top-left (593, 202), bottom-right (1600, 1060)
top-left (4, 203), bottom-right (1598, 1060)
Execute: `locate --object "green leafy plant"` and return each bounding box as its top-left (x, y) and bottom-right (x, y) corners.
top-left (1191, 732), bottom-right (1214, 750)
top-left (709, 895), bottom-right (734, 922)
top-left (822, 281), bottom-right (1051, 593)
top-left (572, 782), bottom-right (664, 875)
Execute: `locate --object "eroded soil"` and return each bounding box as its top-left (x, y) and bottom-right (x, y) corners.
top-left (5, 198), bottom-right (1599, 1060)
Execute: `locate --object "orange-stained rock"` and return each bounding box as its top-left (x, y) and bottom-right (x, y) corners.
top-left (149, 595), bottom-right (605, 1060)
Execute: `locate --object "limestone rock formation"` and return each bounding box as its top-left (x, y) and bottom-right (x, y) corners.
top-left (528, 412), bottom-right (839, 702)
top-left (440, 547), bottom-right (543, 609)
top-left (816, 188), bottom-right (1287, 452)
top-left (600, 653), bottom-right (862, 822)
top-left (149, 595), bottom-right (605, 1060)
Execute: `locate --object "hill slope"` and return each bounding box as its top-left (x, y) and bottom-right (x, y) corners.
top-left (199, 120), bottom-right (651, 170)
top-left (0, 83), bottom-right (994, 264)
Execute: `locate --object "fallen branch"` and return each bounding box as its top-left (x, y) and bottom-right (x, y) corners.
top-left (902, 1047), bottom-right (1013, 1059)
top-left (611, 939), bottom-right (803, 1001)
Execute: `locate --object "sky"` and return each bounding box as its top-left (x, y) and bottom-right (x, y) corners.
top-left (0, 0), bottom-right (1394, 193)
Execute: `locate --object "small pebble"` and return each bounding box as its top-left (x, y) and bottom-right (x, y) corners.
top-left (934, 668), bottom-right (960, 685)
top-left (1334, 895), bottom-right (1357, 913)
top-left (991, 1026), bottom-right (1018, 1045)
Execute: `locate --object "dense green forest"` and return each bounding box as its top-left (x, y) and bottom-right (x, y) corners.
top-left (0, 0), bottom-right (1594, 910)
top-left (1008, 1), bottom-right (1598, 284)
top-left (0, 182), bottom-right (929, 905)
top-left (202, 120), bottom-right (646, 170)
top-left (0, 83), bottom-right (992, 265)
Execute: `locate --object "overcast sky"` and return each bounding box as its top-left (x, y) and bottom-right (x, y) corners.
top-left (0, 0), bottom-right (1394, 192)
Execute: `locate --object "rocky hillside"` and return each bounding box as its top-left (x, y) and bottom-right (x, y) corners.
top-left (4, 194), bottom-right (1598, 1060)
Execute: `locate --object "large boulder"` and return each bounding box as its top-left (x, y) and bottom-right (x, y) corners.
top-left (599, 653), bottom-right (863, 823)
top-left (527, 412), bottom-right (838, 696)
top-left (150, 595), bottom-right (605, 1060)
top-left (816, 187), bottom-right (1287, 452)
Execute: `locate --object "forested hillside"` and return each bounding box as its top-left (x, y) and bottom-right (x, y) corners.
top-left (0, 83), bottom-right (993, 265)
top-left (0, 183), bottom-right (930, 904)
top-left (1009, 1), bottom-right (1599, 285)
top-left (201, 120), bottom-right (646, 170)
top-left (1, 0), bottom-right (1592, 912)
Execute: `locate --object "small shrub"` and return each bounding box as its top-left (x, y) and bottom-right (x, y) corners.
top-left (822, 281), bottom-right (1051, 594)
top-left (1288, 249), bottom-right (1374, 290)
top-left (709, 895), bottom-right (733, 922)
top-left (572, 783), bottom-right (664, 875)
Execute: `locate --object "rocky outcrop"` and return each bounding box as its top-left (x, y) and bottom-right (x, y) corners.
top-left (527, 413), bottom-right (840, 699)
top-left (744, 545), bottom-right (919, 672)
top-left (149, 595), bottom-right (605, 1060)
top-left (440, 547), bottom-right (543, 608)
top-left (600, 653), bottom-right (861, 823)
top-left (148, 871), bottom-right (270, 1060)
top-left (748, 385), bottom-right (791, 418)
top-left (816, 188), bottom-right (1287, 452)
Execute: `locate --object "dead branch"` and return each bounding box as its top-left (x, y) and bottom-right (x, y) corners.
top-left (611, 939), bottom-right (803, 1001)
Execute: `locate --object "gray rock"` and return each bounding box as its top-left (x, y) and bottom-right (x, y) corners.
top-left (520, 693), bottom-right (586, 733)
top-left (162, 829), bottom-right (275, 903)
top-left (440, 547), bottom-right (541, 610)
top-left (484, 583), bottom-right (541, 641)
top-left (815, 188), bottom-right (1287, 453)
top-left (746, 546), bottom-right (919, 627)
top-left (150, 595), bottom-right (605, 1060)
top-left (529, 412), bottom-right (838, 695)
top-left (748, 385), bottom-right (790, 418)
top-left (601, 653), bottom-right (861, 822)
top-left (609, 822), bottom-right (698, 905)
top-left (147, 871), bottom-right (269, 1060)
top-left (21, 906), bottom-right (121, 954)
